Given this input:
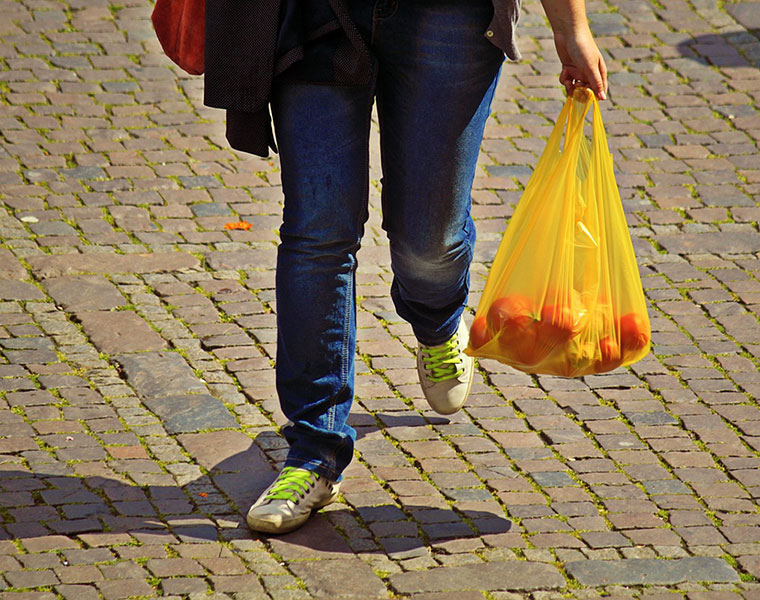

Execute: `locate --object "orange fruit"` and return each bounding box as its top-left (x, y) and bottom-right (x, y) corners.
top-left (487, 294), bottom-right (535, 333)
top-left (469, 316), bottom-right (492, 349)
top-left (508, 323), bottom-right (542, 367)
top-left (538, 303), bottom-right (576, 346)
top-left (487, 295), bottom-right (543, 367)
top-left (620, 312), bottom-right (649, 353)
top-left (595, 336), bottom-right (622, 373)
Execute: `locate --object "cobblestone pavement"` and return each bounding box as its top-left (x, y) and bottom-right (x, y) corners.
top-left (1, 0), bottom-right (760, 598)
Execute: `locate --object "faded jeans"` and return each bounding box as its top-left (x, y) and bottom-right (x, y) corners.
top-left (272, 0), bottom-right (504, 480)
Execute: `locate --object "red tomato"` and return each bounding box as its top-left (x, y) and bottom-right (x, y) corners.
top-left (595, 336), bottom-right (622, 373)
top-left (538, 303), bottom-right (575, 346)
top-left (487, 294), bottom-right (535, 333)
top-left (469, 316), bottom-right (492, 349)
top-left (488, 295), bottom-right (543, 366)
top-left (507, 324), bottom-right (542, 367)
top-left (620, 312), bottom-right (650, 353)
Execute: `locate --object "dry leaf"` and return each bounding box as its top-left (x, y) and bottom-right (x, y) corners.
top-left (224, 221), bottom-right (252, 231)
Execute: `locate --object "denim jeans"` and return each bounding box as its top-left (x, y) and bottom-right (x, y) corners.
top-left (272, 0), bottom-right (504, 481)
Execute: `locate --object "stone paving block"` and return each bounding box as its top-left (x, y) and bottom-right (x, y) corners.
top-left (581, 531), bottom-right (633, 548)
top-left (269, 516), bottom-right (355, 561)
top-left (3, 0), bottom-right (760, 596)
top-left (406, 594), bottom-right (484, 600)
top-left (161, 578), bottom-right (209, 595)
top-left (55, 584), bottom-right (102, 600)
top-left (197, 556), bottom-right (248, 575)
top-left (173, 522), bottom-right (222, 543)
top-left (4, 569), bottom-right (60, 588)
top-left (565, 557), bottom-right (741, 586)
top-left (141, 394), bottom-right (237, 434)
top-left (289, 558), bottom-right (388, 599)
top-left (97, 577), bottom-right (156, 600)
top-left (115, 351), bottom-right (206, 398)
top-left (20, 536), bottom-right (80, 553)
top-left (146, 557), bottom-right (206, 577)
top-left (28, 252), bottom-right (199, 278)
top-left (0, 248), bottom-right (26, 280)
top-left (658, 233), bottom-right (760, 255)
top-left (44, 276), bottom-right (126, 311)
top-left (190, 202), bottom-right (231, 217)
top-left (176, 431), bottom-right (270, 472)
top-left (0, 340), bottom-right (58, 365)
top-left (0, 281), bottom-right (45, 301)
top-left (531, 471), bottom-right (578, 487)
top-left (0, 594), bottom-right (57, 600)
top-left (389, 561), bottom-right (565, 593)
top-left (725, 3), bottom-right (760, 29)
top-left (204, 250), bottom-right (277, 271)
top-left (0, 435), bottom-right (39, 453)
top-left (738, 556), bottom-right (760, 578)
top-left (76, 311), bottom-right (167, 354)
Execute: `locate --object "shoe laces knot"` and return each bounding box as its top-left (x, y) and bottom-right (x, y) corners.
top-left (264, 467), bottom-right (319, 504)
top-left (421, 334), bottom-right (464, 383)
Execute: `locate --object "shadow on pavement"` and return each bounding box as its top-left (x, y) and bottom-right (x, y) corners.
top-left (676, 30), bottom-right (760, 68)
top-left (0, 433), bottom-right (511, 555)
top-left (351, 411), bottom-right (453, 441)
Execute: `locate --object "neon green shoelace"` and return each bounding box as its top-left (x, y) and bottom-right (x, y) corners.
top-left (421, 335), bottom-right (464, 383)
top-left (264, 467), bottom-right (318, 503)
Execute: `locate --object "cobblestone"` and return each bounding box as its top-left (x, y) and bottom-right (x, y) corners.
top-left (1, 0), bottom-right (759, 597)
top-left (566, 557), bottom-right (741, 586)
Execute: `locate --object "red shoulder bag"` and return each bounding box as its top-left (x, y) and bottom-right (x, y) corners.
top-left (151, 0), bottom-right (205, 75)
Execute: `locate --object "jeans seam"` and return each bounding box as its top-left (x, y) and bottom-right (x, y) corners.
top-left (329, 78), bottom-right (373, 434)
top-left (341, 267), bottom-right (353, 388)
top-left (329, 266), bottom-right (352, 434)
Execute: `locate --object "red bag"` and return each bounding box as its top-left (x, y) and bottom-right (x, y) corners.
top-left (151, 0), bottom-right (205, 75)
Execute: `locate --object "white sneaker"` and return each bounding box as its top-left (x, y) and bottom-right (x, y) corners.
top-left (246, 466), bottom-right (340, 534)
top-left (416, 319), bottom-right (474, 415)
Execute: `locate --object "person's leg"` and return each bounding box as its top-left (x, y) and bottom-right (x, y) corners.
top-left (373, 0), bottom-right (504, 347)
top-left (271, 78), bottom-right (375, 481)
top-left (370, 0), bottom-right (503, 413)
top-left (246, 78), bottom-right (375, 534)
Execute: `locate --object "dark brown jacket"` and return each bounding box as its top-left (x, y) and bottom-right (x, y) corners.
top-left (204, 0), bottom-right (521, 156)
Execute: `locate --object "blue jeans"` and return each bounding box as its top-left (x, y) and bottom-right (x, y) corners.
top-left (272, 0), bottom-right (503, 481)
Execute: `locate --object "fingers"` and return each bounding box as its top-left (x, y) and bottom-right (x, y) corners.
top-left (559, 73), bottom-right (594, 99)
top-left (589, 70), bottom-right (606, 101)
top-left (599, 56), bottom-right (609, 99)
top-left (559, 68), bottom-right (575, 97)
top-left (589, 53), bottom-right (608, 100)
top-left (559, 67), bottom-right (590, 98)
top-left (559, 64), bottom-right (608, 101)
top-left (554, 31), bottom-right (609, 101)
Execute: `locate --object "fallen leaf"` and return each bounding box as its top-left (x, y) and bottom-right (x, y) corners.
top-left (224, 221), bottom-right (252, 231)
top-left (198, 492), bottom-right (208, 497)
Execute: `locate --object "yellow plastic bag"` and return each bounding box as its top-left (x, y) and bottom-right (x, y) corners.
top-left (466, 88), bottom-right (650, 377)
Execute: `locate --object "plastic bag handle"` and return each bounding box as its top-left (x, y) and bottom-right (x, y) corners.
top-left (530, 88), bottom-right (594, 182)
top-left (480, 90), bottom-right (596, 307)
top-left (587, 89), bottom-right (649, 318)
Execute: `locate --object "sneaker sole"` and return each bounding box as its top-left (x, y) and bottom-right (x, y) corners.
top-left (246, 489), bottom-right (340, 535)
top-left (246, 511), bottom-right (312, 535)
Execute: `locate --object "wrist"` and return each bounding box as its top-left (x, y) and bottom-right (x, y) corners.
top-left (552, 20), bottom-right (592, 38)
top-left (541, 0), bottom-right (591, 36)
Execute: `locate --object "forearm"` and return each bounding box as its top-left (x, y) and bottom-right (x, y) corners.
top-left (541, 0), bottom-right (607, 99)
top-left (540, 0), bottom-right (591, 35)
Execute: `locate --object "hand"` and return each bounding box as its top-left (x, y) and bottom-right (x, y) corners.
top-left (553, 28), bottom-right (608, 101)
